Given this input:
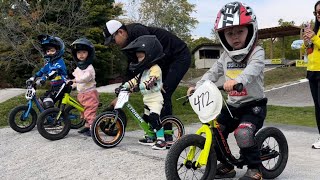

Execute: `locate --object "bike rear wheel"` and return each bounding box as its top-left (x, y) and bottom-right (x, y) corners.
top-left (165, 134), bottom-right (217, 180)
top-left (256, 127), bottom-right (288, 179)
top-left (91, 112), bottom-right (125, 148)
top-left (161, 116), bottom-right (185, 144)
top-left (37, 108), bottom-right (71, 140)
top-left (8, 105), bottom-right (37, 133)
top-left (65, 106), bottom-right (85, 129)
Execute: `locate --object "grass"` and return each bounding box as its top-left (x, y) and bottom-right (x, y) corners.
top-left (264, 66), bottom-right (307, 87)
top-left (0, 66), bottom-right (316, 130)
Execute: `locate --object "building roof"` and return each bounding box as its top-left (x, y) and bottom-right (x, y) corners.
top-left (192, 25), bottom-right (302, 54)
top-left (258, 25), bottom-right (301, 39)
top-left (191, 43), bottom-right (222, 54)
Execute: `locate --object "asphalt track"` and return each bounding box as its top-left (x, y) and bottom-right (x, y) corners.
top-left (0, 79), bottom-right (319, 180)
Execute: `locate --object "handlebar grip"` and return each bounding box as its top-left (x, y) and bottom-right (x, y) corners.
top-left (234, 83), bottom-right (243, 92)
top-left (67, 81), bottom-right (73, 86)
top-left (218, 83), bottom-right (243, 92)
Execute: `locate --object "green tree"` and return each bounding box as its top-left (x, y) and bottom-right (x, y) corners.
top-left (130, 0), bottom-right (198, 43)
top-left (0, 0), bottom-right (124, 87)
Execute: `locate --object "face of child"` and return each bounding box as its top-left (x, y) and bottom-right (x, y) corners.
top-left (136, 52), bottom-right (145, 62)
top-left (77, 50), bottom-right (89, 61)
top-left (45, 47), bottom-right (57, 55)
top-left (224, 25), bottom-right (248, 50)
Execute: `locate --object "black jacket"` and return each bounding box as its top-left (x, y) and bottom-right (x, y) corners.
top-left (123, 23), bottom-right (188, 79)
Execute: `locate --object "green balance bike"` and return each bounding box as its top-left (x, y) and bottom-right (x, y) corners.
top-left (165, 80), bottom-right (288, 180)
top-left (91, 88), bottom-right (185, 148)
top-left (9, 80), bottom-right (84, 133)
top-left (36, 81), bottom-right (90, 140)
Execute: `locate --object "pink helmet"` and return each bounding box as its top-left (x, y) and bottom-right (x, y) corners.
top-left (214, 2), bottom-right (258, 62)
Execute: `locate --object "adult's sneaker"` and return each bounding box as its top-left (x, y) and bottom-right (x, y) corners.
top-left (312, 138), bottom-right (320, 149)
top-left (152, 139), bottom-right (167, 150)
top-left (138, 136), bottom-right (156, 146)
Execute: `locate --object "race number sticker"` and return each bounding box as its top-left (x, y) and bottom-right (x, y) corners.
top-left (115, 91), bottom-right (129, 109)
top-left (189, 80), bottom-right (223, 123)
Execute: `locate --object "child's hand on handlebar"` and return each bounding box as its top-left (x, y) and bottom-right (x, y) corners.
top-left (187, 87), bottom-right (195, 96)
top-left (223, 80), bottom-right (238, 92)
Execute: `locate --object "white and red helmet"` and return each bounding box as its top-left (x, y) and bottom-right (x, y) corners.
top-left (214, 2), bottom-right (258, 62)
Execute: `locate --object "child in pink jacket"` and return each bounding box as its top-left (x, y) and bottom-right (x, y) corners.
top-left (70, 38), bottom-right (99, 137)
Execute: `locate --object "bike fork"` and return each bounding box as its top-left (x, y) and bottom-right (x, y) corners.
top-left (185, 124), bottom-right (213, 167)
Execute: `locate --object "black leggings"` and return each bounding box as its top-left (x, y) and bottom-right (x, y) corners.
top-left (160, 48), bottom-right (191, 118)
top-left (309, 78), bottom-right (320, 134)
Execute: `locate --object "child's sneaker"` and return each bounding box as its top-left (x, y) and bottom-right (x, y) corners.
top-left (78, 127), bottom-right (90, 134)
top-left (82, 130), bottom-right (91, 137)
top-left (215, 163), bottom-right (236, 179)
top-left (239, 169), bottom-right (262, 180)
top-left (152, 139), bottom-right (167, 150)
top-left (312, 137), bottom-right (320, 149)
top-left (138, 136), bottom-right (156, 146)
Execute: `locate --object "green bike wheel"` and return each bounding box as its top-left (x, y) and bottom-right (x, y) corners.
top-left (37, 108), bottom-right (71, 140)
top-left (165, 134), bottom-right (217, 180)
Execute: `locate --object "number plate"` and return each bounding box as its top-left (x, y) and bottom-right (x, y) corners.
top-left (115, 91), bottom-right (129, 109)
top-left (189, 80), bottom-right (223, 123)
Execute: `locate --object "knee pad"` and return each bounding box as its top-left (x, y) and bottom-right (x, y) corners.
top-left (149, 112), bottom-right (161, 131)
top-left (43, 98), bottom-right (54, 109)
top-left (234, 123), bottom-right (256, 148)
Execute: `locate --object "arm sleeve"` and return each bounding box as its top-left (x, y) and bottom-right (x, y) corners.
top-left (122, 75), bottom-right (139, 89)
top-left (35, 63), bottom-right (49, 77)
top-left (234, 48), bottom-right (265, 86)
top-left (195, 55), bottom-right (224, 88)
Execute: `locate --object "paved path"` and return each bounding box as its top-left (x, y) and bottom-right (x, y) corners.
top-left (0, 123), bottom-right (319, 180)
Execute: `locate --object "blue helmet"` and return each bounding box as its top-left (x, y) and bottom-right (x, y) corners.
top-left (38, 34), bottom-right (65, 63)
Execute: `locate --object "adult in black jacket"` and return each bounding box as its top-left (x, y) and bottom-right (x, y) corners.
top-left (104, 20), bottom-right (191, 140)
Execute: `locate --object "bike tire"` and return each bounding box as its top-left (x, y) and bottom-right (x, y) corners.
top-left (160, 116), bottom-right (185, 143)
top-left (256, 127), bottom-right (288, 179)
top-left (8, 105), bottom-right (37, 133)
top-left (165, 134), bottom-right (217, 180)
top-left (65, 106), bottom-right (85, 129)
top-left (91, 112), bottom-right (125, 148)
top-left (37, 108), bottom-right (71, 140)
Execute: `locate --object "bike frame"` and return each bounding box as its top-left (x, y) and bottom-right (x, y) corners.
top-left (186, 118), bottom-right (243, 168)
top-left (117, 99), bottom-right (174, 138)
top-left (53, 83), bottom-right (84, 121)
top-left (21, 86), bottom-right (44, 120)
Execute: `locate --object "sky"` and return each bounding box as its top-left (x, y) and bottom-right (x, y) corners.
top-left (115, 0), bottom-right (316, 39)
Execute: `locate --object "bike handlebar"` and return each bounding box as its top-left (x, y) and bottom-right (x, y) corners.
top-left (182, 83), bottom-right (244, 106)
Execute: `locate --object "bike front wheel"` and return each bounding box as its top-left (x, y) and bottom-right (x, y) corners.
top-left (256, 127), bottom-right (288, 179)
top-left (8, 105), bottom-right (37, 133)
top-left (161, 115), bottom-right (185, 144)
top-left (165, 134), bottom-right (217, 180)
top-left (91, 112), bottom-right (125, 148)
top-left (37, 108), bottom-right (71, 140)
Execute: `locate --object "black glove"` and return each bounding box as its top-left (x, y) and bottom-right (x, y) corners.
top-left (115, 86), bottom-right (123, 95)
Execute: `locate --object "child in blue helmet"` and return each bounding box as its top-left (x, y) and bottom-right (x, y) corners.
top-left (27, 34), bottom-right (67, 109)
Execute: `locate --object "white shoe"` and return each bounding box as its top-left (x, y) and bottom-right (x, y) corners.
top-left (312, 138), bottom-right (320, 149)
